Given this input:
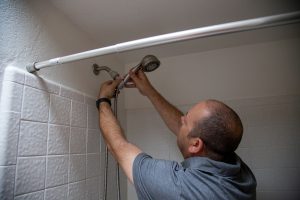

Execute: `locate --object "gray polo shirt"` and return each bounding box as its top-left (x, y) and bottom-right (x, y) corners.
top-left (133, 153), bottom-right (256, 200)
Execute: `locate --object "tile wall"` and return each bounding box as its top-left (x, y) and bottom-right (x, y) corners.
top-left (0, 67), bottom-right (117, 200)
top-left (126, 95), bottom-right (300, 200)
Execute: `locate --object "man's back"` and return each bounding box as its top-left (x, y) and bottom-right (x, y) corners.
top-left (133, 153), bottom-right (256, 200)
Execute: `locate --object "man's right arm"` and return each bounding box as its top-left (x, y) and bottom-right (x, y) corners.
top-left (129, 70), bottom-right (183, 136)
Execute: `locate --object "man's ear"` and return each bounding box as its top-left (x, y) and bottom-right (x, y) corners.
top-left (188, 138), bottom-right (204, 154)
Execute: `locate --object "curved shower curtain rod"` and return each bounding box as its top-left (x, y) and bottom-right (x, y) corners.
top-left (27, 11), bottom-right (300, 73)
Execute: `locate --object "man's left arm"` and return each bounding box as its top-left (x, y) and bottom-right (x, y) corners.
top-left (98, 79), bottom-right (142, 184)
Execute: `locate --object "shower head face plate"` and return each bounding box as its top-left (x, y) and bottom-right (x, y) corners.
top-left (140, 55), bottom-right (160, 72)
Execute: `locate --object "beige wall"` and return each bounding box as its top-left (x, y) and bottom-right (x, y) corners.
top-left (124, 38), bottom-right (300, 109)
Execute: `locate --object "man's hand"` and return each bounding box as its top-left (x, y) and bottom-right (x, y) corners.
top-left (98, 78), bottom-right (122, 99)
top-left (127, 70), bottom-right (154, 96)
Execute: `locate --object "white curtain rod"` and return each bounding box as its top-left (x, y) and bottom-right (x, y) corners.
top-left (27, 11), bottom-right (300, 73)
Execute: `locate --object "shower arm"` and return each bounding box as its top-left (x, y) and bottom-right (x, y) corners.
top-left (27, 11), bottom-right (300, 73)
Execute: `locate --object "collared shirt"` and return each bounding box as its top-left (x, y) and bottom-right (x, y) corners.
top-left (133, 153), bottom-right (256, 200)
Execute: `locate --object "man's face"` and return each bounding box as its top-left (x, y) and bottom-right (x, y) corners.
top-left (177, 102), bottom-right (210, 158)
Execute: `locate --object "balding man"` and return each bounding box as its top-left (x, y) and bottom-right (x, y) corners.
top-left (98, 70), bottom-right (256, 200)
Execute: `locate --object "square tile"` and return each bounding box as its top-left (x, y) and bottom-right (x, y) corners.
top-left (68, 180), bottom-right (86, 200)
top-left (86, 154), bottom-right (100, 178)
top-left (71, 101), bottom-right (87, 128)
top-left (46, 155), bottom-right (69, 188)
top-left (21, 86), bottom-right (50, 122)
top-left (87, 105), bottom-right (98, 129)
top-left (87, 130), bottom-right (100, 153)
top-left (18, 121), bottom-right (48, 156)
top-left (49, 95), bottom-right (71, 126)
top-left (48, 125), bottom-right (70, 155)
top-left (69, 154), bottom-right (86, 183)
top-left (0, 81), bottom-right (23, 112)
top-left (0, 165), bottom-right (15, 200)
top-left (3, 66), bottom-right (25, 84)
top-left (70, 127), bottom-right (86, 154)
top-left (86, 177), bottom-right (100, 200)
top-left (25, 73), bottom-right (60, 94)
top-left (60, 87), bottom-right (84, 102)
top-left (15, 157), bottom-right (46, 195)
top-left (0, 112), bottom-right (20, 165)
top-left (15, 191), bottom-right (44, 200)
top-left (45, 185), bottom-right (68, 200)
top-left (84, 96), bottom-right (96, 106)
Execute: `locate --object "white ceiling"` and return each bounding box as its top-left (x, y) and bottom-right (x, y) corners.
top-left (49, 0), bottom-right (300, 63)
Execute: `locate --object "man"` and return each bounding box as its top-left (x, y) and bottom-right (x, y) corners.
top-left (98, 70), bottom-right (256, 200)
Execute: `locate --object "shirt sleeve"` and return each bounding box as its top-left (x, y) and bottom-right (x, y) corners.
top-left (133, 153), bottom-right (182, 200)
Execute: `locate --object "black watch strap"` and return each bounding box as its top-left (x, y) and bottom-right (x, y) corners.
top-left (96, 97), bottom-right (111, 110)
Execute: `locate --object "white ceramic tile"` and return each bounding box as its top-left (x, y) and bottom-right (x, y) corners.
top-left (3, 67), bottom-right (25, 84)
top-left (45, 185), bottom-right (68, 200)
top-left (68, 180), bottom-right (86, 200)
top-left (0, 112), bottom-right (20, 165)
top-left (25, 73), bottom-right (60, 94)
top-left (69, 154), bottom-right (86, 183)
top-left (0, 81), bottom-right (23, 112)
top-left (87, 105), bottom-right (98, 129)
top-left (86, 177), bottom-right (99, 200)
top-left (0, 166), bottom-right (15, 200)
top-left (100, 134), bottom-right (106, 153)
top-left (15, 191), bottom-right (44, 200)
top-left (87, 130), bottom-right (100, 153)
top-left (46, 155), bottom-right (69, 188)
top-left (15, 157), bottom-right (46, 195)
top-left (21, 86), bottom-right (50, 122)
top-left (86, 154), bottom-right (100, 178)
top-left (18, 121), bottom-right (48, 156)
top-left (107, 153), bottom-right (117, 200)
top-left (48, 125), bottom-right (70, 155)
top-left (84, 96), bottom-right (96, 106)
top-left (70, 127), bottom-right (86, 154)
top-left (99, 152), bottom-right (105, 200)
top-left (71, 101), bottom-right (87, 128)
top-left (60, 87), bottom-right (84, 102)
top-left (49, 95), bottom-right (71, 126)
top-left (252, 169), bottom-right (276, 191)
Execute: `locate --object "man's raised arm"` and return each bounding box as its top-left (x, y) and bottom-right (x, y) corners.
top-left (129, 70), bottom-right (183, 136)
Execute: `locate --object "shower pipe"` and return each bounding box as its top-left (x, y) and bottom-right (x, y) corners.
top-left (27, 11), bottom-right (300, 73)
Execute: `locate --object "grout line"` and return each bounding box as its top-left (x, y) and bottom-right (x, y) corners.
top-left (13, 82), bottom-right (26, 198)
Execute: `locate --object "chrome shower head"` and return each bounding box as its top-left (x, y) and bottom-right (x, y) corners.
top-left (139, 55), bottom-right (160, 72)
top-left (118, 55), bottom-right (160, 90)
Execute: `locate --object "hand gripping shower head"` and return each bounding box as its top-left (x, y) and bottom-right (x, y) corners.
top-left (117, 55), bottom-right (160, 90)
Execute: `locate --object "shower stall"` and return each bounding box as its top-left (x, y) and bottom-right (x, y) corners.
top-left (1, 1), bottom-right (300, 200)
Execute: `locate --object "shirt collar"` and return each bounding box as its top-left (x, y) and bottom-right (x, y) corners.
top-left (181, 153), bottom-right (242, 177)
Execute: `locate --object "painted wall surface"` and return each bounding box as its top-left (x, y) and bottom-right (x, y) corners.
top-left (125, 38), bottom-right (300, 109)
top-left (0, 0), bottom-right (124, 98)
top-left (125, 38), bottom-right (300, 200)
top-left (0, 1), bottom-right (127, 200)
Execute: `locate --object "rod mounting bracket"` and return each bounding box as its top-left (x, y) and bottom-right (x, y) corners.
top-left (26, 62), bottom-right (39, 73)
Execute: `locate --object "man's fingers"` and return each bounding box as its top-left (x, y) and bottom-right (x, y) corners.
top-left (125, 82), bottom-right (136, 88)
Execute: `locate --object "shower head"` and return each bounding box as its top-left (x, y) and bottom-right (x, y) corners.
top-left (139, 55), bottom-right (160, 72)
top-left (117, 55), bottom-right (160, 90)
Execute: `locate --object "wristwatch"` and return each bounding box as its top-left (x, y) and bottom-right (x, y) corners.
top-left (96, 97), bottom-right (111, 110)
